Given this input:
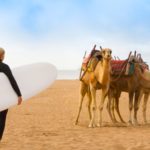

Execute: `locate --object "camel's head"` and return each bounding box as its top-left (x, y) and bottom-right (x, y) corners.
top-left (100, 46), bottom-right (112, 60)
top-left (129, 52), bottom-right (149, 70)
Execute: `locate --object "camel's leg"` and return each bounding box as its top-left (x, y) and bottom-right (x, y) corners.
top-left (75, 82), bottom-right (87, 125)
top-left (114, 96), bottom-right (125, 123)
top-left (143, 93), bottom-right (149, 124)
top-left (128, 92), bottom-right (134, 124)
top-left (106, 97), bottom-right (111, 121)
top-left (86, 88), bottom-right (92, 120)
top-left (133, 90), bottom-right (141, 125)
top-left (97, 88), bottom-right (108, 127)
top-left (107, 93), bottom-right (116, 123)
top-left (112, 98), bottom-right (118, 122)
top-left (88, 84), bottom-right (97, 128)
top-left (111, 97), bottom-right (118, 123)
top-left (107, 89), bottom-right (118, 123)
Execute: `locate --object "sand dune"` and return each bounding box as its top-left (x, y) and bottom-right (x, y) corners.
top-left (1, 80), bottom-right (150, 150)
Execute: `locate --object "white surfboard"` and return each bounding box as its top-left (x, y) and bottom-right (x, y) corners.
top-left (0, 62), bottom-right (57, 111)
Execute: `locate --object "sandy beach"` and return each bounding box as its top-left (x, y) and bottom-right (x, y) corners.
top-left (1, 80), bottom-right (150, 150)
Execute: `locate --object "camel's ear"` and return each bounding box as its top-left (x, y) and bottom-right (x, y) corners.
top-left (100, 46), bottom-right (102, 51)
top-left (110, 50), bottom-right (112, 54)
top-left (134, 51), bottom-right (137, 57)
top-left (93, 44), bottom-right (96, 49)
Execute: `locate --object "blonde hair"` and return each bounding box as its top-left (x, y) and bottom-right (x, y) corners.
top-left (0, 47), bottom-right (5, 60)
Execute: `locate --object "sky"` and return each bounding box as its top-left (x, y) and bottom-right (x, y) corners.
top-left (0, 0), bottom-right (150, 70)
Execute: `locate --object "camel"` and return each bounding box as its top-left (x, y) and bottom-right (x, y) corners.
top-left (107, 70), bottom-right (141, 125)
top-left (134, 67), bottom-right (150, 124)
top-left (75, 47), bottom-right (112, 127)
top-left (108, 60), bottom-right (150, 125)
top-left (138, 88), bottom-right (149, 124)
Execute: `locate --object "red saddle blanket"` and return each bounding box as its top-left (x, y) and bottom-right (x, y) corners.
top-left (111, 60), bottom-right (128, 75)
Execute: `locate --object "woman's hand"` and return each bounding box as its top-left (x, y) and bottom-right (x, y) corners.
top-left (18, 96), bottom-right (22, 105)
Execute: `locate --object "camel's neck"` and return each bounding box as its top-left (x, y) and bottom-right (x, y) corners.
top-left (102, 59), bottom-right (110, 68)
top-left (96, 58), bottom-right (111, 85)
top-left (135, 66), bottom-right (150, 89)
top-left (101, 59), bottom-right (111, 74)
top-left (139, 75), bottom-right (150, 89)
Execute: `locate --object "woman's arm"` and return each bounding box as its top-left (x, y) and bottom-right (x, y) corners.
top-left (4, 65), bottom-right (22, 97)
top-left (2, 64), bottom-right (22, 105)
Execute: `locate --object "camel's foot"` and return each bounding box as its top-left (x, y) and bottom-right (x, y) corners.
top-left (96, 122), bottom-right (102, 127)
top-left (120, 119), bottom-right (126, 124)
top-left (112, 119), bottom-right (119, 124)
top-left (127, 120), bottom-right (133, 126)
top-left (120, 121), bottom-right (127, 125)
top-left (112, 122), bottom-right (125, 127)
top-left (132, 119), bottom-right (139, 126)
top-left (75, 119), bottom-right (79, 125)
top-left (113, 121), bottom-right (122, 126)
top-left (143, 120), bottom-right (148, 125)
top-left (88, 122), bottom-right (96, 128)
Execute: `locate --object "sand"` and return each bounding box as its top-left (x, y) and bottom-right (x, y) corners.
top-left (1, 80), bottom-right (150, 150)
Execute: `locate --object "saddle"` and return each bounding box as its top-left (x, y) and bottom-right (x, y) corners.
top-left (111, 59), bottom-right (134, 76)
top-left (82, 50), bottom-right (102, 72)
top-left (79, 50), bottom-right (102, 80)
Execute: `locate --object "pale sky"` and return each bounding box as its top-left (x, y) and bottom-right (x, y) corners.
top-left (0, 0), bottom-right (150, 70)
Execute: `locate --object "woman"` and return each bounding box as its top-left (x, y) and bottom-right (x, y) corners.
top-left (0, 47), bottom-right (22, 140)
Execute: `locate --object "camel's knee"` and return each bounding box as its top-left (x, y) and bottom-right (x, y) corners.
top-left (129, 107), bottom-right (133, 112)
top-left (80, 92), bottom-right (85, 98)
top-left (143, 106), bottom-right (146, 112)
top-left (87, 104), bottom-right (90, 108)
top-left (80, 88), bottom-right (87, 97)
top-left (134, 105), bottom-right (139, 111)
top-left (129, 104), bottom-right (133, 111)
top-left (91, 106), bottom-right (96, 111)
top-left (99, 106), bottom-right (103, 111)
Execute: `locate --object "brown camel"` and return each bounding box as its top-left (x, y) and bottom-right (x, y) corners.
top-left (107, 70), bottom-right (141, 125)
top-left (108, 60), bottom-right (149, 125)
top-left (75, 47), bottom-right (112, 127)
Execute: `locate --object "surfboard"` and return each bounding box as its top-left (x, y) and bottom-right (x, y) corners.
top-left (0, 62), bottom-right (57, 111)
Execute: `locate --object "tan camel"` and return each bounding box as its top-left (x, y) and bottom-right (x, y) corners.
top-left (75, 47), bottom-right (112, 127)
top-left (135, 68), bottom-right (150, 124)
top-left (138, 88), bottom-right (149, 124)
top-left (108, 62), bottom-right (150, 125)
